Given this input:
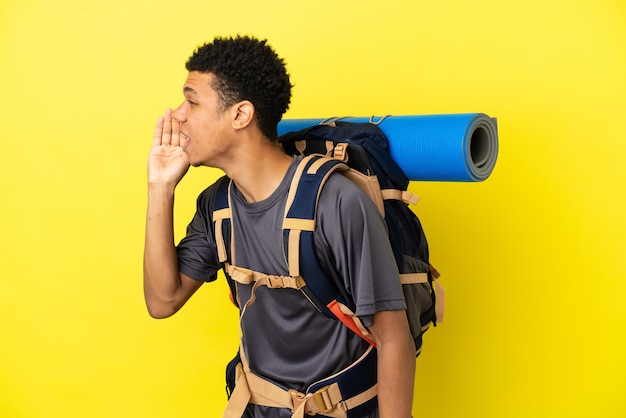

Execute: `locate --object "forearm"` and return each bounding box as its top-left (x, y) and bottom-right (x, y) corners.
top-left (143, 110), bottom-right (199, 318)
top-left (143, 184), bottom-right (184, 317)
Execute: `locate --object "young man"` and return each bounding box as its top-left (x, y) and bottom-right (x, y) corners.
top-left (143, 35), bottom-right (415, 417)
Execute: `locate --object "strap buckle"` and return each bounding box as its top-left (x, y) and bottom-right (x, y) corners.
top-left (266, 275), bottom-right (305, 290)
top-left (333, 143), bottom-right (349, 162)
top-left (312, 386), bottom-right (334, 414)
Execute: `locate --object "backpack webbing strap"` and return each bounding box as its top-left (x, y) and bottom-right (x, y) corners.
top-left (399, 272), bottom-right (428, 284)
top-left (226, 263), bottom-right (306, 290)
top-left (381, 189), bottom-right (420, 205)
top-left (213, 178), bottom-right (234, 264)
top-left (214, 208), bottom-right (231, 263)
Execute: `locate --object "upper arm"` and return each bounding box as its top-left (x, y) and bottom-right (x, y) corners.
top-left (176, 183), bottom-right (224, 282)
top-left (369, 309), bottom-right (415, 417)
top-left (368, 309), bottom-right (412, 345)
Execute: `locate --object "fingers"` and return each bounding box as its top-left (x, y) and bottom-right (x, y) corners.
top-left (171, 116), bottom-right (181, 148)
top-left (153, 116), bottom-right (164, 146)
top-left (161, 109), bottom-right (172, 146)
top-left (153, 109), bottom-right (181, 147)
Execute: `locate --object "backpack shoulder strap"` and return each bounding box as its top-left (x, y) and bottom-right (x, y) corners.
top-left (284, 154), bottom-right (376, 345)
top-left (283, 154), bottom-right (348, 278)
top-left (212, 176), bottom-right (233, 265)
top-left (212, 177), bottom-right (242, 307)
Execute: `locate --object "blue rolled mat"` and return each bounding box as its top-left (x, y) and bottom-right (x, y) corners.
top-left (277, 113), bottom-right (498, 182)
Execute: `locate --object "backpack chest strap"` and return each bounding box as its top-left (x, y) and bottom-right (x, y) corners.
top-left (226, 261), bottom-right (308, 319)
top-left (226, 263), bottom-right (306, 290)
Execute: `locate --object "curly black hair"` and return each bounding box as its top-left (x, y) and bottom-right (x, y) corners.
top-left (185, 35), bottom-right (292, 140)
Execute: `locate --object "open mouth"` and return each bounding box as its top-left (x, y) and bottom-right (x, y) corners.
top-left (180, 131), bottom-right (190, 150)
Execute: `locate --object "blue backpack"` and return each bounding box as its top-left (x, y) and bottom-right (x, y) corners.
top-left (216, 120), bottom-right (443, 418)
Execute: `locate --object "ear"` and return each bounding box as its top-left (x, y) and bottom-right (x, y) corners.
top-left (231, 100), bottom-right (255, 131)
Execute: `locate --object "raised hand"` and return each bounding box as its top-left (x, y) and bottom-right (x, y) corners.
top-left (148, 109), bottom-right (190, 187)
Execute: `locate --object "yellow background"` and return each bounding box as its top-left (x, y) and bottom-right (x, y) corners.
top-left (1, 0), bottom-right (625, 416)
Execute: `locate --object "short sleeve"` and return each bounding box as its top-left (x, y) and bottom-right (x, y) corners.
top-left (176, 181), bottom-right (224, 282)
top-left (314, 173), bottom-right (407, 327)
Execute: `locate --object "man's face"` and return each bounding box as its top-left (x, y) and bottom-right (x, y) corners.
top-left (172, 71), bottom-right (232, 167)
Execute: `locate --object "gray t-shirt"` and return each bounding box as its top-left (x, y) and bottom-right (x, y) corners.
top-left (177, 156), bottom-right (406, 417)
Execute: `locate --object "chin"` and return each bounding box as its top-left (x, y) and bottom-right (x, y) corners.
top-left (185, 152), bottom-right (200, 167)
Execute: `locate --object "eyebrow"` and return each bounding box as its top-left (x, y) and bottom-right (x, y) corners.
top-left (183, 86), bottom-right (198, 96)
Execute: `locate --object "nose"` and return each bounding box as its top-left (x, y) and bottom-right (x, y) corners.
top-left (172, 102), bottom-right (187, 122)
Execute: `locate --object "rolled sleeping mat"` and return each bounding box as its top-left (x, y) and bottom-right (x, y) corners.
top-left (277, 113), bottom-right (498, 182)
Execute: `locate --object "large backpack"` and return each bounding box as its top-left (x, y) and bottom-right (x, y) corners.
top-left (279, 120), bottom-right (444, 346)
top-left (216, 120), bottom-right (444, 418)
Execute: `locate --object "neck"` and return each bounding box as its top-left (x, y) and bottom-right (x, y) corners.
top-left (224, 139), bottom-right (293, 203)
